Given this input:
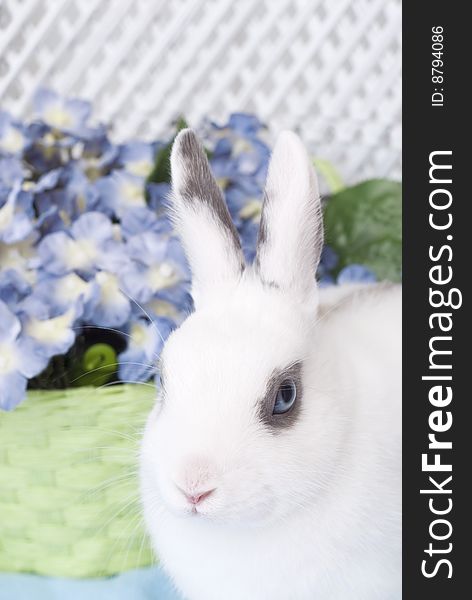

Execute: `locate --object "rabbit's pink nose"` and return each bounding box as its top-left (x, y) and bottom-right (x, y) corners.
top-left (179, 487), bottom-right (215, 505)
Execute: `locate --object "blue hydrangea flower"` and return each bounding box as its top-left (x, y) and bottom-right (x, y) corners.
top-left (16, 293), bottom-right (78, 363)
top-left (209, 114), bottom-right (269, 178)
top-left (227, 188), bottom-right (262, 230)
top-left (95, 170), bottom-right (148, 217)
top-left (0, 184), bottom-right (34, 244)
top-left (120, 206), bottom-right (172, 239)
top-left (142, 284), bottom-right (192, 323)
top-left (33, 88), bottom-right (92, 137)
top-left (207, 114), bottom-right (270, 233)
top-left (213, 113), bottom-right (264, 137)
top-left (317, 245), bottom-right (339, 286)
top-left (0, 157), bottom-right (25, 190)
top-left (147, 182), bottom-right (171, 212)
top-left (118, 316), bottom-right (174, 382)
top-left (33, 165), bottom-right (102, 233)
top-left (239, 218), bottom-right (260, 263)
top-left (121, 232), bottom-right (189, 304)
top-left (35, 167), bottom-right (63, 192)
top-left (37, 211), bottom-right (127, 276)
top-left (0, 233), bottom-right (38, 285)
top-left (65, 166), bottom-right (102, 213)
top-left (77, 131), bottom-right (118, 178)
top-left (337, 264), bottom-right (377, 285)
top-left (0, 300), bottom-right (49, 410)
top-left (85, 270), bottom-right (131, 328)
top-left (320, 245), bottom-right (339, 271)
top-left (0, 268), bottom-right (32, 306)
top-left (0, 112), bottom-right (29, 156)
top-left (117, 141), bottom-right (154, 177)
top-left (32, 272), bottom-right (97, 317)
top-left (210, 141), bottom-right (268, 188)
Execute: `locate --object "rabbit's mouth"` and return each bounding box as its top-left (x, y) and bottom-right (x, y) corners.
top-left (155, 475), bottom-right (284, 527)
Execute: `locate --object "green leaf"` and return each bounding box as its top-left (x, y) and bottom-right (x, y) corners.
top-left (146, 116), bottom-right (189, 186)
top-left (71, 343), bottom-right (117, 387)
top-left (323, 179), bottom-right (402, 282)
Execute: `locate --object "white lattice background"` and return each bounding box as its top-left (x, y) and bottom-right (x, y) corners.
top-left (0, 0), bottom-right (401, 183)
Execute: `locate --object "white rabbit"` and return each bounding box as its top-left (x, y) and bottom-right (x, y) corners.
top-left (140, 129), bottom-right (401, 600)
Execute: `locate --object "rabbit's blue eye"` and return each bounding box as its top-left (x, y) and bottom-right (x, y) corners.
top-left (272, 379), bottom-right (297, 415)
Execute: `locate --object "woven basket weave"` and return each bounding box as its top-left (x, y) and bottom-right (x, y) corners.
top-left (0, 384), bottom-right (155, 577)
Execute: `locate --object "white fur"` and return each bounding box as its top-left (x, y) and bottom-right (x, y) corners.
top-left (170, 131), bottom-right (245, 309)
top-left (140, 130), bottom-right (402, 600)
top-left (256, 131), bottom-right (323, 305)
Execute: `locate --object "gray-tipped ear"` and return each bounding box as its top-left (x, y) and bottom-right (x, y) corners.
top-left (170, 129), bottom-right (245, 304)
top-left (255, 131), bottom-right (323, 301)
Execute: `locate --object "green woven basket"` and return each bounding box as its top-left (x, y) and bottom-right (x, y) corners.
top-left (0, 384), bottom-right (156, 578)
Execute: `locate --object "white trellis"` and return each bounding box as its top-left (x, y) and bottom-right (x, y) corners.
top-left (0, 0), bottom-right (401, 183)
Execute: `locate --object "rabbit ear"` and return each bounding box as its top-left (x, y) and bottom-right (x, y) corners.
top-left (170, 129), bottom-right (245, 304)
top-left (255, 131), bottom-right (323, 303)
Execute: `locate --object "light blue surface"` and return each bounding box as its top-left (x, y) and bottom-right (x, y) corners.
top-left (0, 567), bottom-right (184, 600)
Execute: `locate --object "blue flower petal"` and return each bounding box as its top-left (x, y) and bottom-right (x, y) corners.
top-left (0, 370), bottom-right (27, 410)
top-left (96, 240), bottom-right (132, 274)
top-left (120, 240), bottom-right (188, 305)
top-left (37, 231), bottom-right (76, 275)
top-left (126, 231), bottom-right (168, 266)
top-left (0, 157), bottom-right (24, 186)
top-left (337, 264), bottom-right (377, 285)
top-left (64, 98), bottom-right (91, 129)
top-left (87, 271), bottom-right (131, 328)
top-left (0, 268), bottom-right (31, 306)
top-left (118, 317), bottom-right (173, 382)
top-left (0, 300), bottom-right (21, 343)
top-left (35, 168), bottom-right (63, 192)
top-left (228, 113), bottom-right (264, 136)
top-left (70, 211), bottom-right (114, 244)
top-left (95, 171), bottom-right (146, 217)
top-left (120, 206), bottom-right (171, 238)
top-left (33, 88), bottom-right (60, 114)
top-left (318, 274), bottom-right (336, 287)
top-left (320, 245), bottom-right (339, 271)
top-left (0, 111), bottom-right (29, 156)
top-left (0, 209), bottom-right (33, 243)
top-left (120, 266), bottom-right (155, 305)
top-left (33, 88), bottom-right (91, 135)
top-left (32, 272), bottom-right (96, 316)
top-left (211, 137), bottom-right (232, 158)
top-left (240, 219), bottom-right (260, 263)
top-left (0, 188), bottom-right (34, 243)
top-left (146, 182), bottom-right (171, 211)
top-left (236, 150), bottom-right (263, 176)
top-left (15, 336), bottom-right (50, 378)
top-left (117, 141), bottom-right (154, 177)
top-left (117, 346), bottom-right (157, 383)
top-left (22, 307), bottom-right (77, 358)
top-left (17, 294), bottom-right (51, 320)
top-left (144, 284), bottom-right (192, 321)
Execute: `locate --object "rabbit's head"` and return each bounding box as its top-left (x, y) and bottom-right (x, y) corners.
top-left (141, 130), bottom-right (343, 526)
